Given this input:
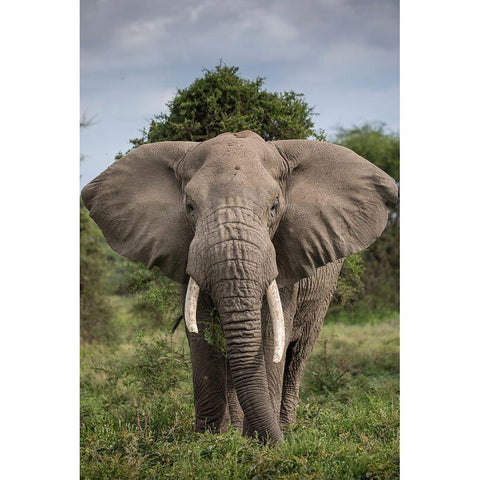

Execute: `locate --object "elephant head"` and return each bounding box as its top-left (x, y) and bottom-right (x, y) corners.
top-left (81, 130), bottom-right (397, 443)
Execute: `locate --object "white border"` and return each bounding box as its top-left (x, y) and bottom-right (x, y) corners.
top-left (401, 1), bottom-right (480, 477)
top-left (2, 1), bottom-right (79, 477)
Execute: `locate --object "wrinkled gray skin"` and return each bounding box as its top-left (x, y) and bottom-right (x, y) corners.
top-left (82, 131), bottom-right (397, 444)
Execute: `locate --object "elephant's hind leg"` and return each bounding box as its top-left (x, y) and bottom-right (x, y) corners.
top-left (280, 261), bottom-right (343, 426)
top-left (280, 337), bottom-right (315, 426)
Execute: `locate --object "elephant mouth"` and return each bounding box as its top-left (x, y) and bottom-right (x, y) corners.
top-left (184, 276), bottom-right (285, 363)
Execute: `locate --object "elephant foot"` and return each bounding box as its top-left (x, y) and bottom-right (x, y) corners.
top-left (195, 414), bottom-right (229, 434)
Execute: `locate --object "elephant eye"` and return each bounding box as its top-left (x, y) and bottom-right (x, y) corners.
top-left (270, 197), bottom-right (279, 216)
top-left (185, 198), bottom-right (195, 216)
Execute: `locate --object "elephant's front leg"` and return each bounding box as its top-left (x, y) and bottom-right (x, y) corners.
top-left (185, 293), bottom-right (229, 433)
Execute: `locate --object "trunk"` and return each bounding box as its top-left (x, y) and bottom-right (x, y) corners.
top-left (186, 204), bottom-right (283, 443)
top-left (215, 280), bottom-right (284, 443)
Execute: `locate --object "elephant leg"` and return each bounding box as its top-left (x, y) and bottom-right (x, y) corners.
top-left (225, 362), bottom-right (243, 432)
top-left (280, 261), bottom-right (343, 426)
top-left (280, 337), bottom-right (316, 426)
top-left (186, 293), bottom-right (228, 433)
top-left (281, 310), bottom-right (329, 425)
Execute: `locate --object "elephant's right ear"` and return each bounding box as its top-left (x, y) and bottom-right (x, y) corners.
top-left (81, 142), bottom-right (198, 283)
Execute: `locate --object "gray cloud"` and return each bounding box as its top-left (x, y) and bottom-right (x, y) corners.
top-left (80, 0), bottom-right (398, 186)
top-left (81, 0), bottom-right (398, 70)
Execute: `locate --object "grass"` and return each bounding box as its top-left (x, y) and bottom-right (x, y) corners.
top-left (80, 298), bottom-right (399, 479)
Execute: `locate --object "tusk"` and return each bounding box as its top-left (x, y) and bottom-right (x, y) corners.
top-left (267, 280), bottom-right (285, 363)
top-left (184, 277), bottom-right (200, 333)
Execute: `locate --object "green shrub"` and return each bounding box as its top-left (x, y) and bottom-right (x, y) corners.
top-left (334, 253), bottom-right (365, 307)
top-left (109, 260), bottom-right (182, 329)
top-left (80, 203), bottom-right (114, 343)
top-left (128, 62), bottom-right (324, 148)
top-left (130, 277), bottom-right (180, 327)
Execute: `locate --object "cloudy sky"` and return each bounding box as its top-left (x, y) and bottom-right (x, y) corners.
top-left (80, 0), bottom-right (399, 187)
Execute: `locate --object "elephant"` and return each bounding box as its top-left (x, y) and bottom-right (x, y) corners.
top-left (81, 130), bottom-right (397, 444)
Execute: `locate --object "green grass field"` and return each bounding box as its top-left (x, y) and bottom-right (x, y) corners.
top-left (80, 297), bottom-right (399, 479)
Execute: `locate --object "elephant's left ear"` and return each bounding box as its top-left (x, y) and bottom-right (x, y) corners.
top-left (81, 142), bottom-right (198, 283)
top-left (270, 140), bottom-right (398, 287)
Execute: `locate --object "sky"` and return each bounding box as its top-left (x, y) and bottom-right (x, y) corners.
top-left (80, 0), bottom-right (399, 188)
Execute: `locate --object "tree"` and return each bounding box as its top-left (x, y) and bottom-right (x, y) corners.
top-left (129, 62), bottom-right (324, 148)
top-left (333, 123), bottom-right (399, 312)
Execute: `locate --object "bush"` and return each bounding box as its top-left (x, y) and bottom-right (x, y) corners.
top-left (128, 62), bottom-right (325, 149)
top-left (333, 253), bottom-right (365, 307)
top-left (80, 202), bottom-right (114, 342)
top-left (113, 261), bottom-right (182, 329)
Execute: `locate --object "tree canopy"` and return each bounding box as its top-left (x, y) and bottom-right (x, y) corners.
top-left (129, 63), bottom-right (324, 148)
top-left (334, 123), bottom-right (399, 181)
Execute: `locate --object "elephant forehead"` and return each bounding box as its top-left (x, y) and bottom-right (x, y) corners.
top-left (180, 133), bottom-right (283, 180)
top-left (197, 139), bottom-right (263, 168)
top-left (184, 141), bottom-right (280, 203)
top-left (186, 161), bottom-right (279, 206)
top-left (202, 150), bottom-right (264, 173)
